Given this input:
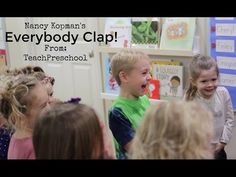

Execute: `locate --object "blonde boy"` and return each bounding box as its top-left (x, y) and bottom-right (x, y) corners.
top-left (109, 49), bottom-right (151, 159)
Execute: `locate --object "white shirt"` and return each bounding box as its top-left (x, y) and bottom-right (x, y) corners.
top-left (193, 86), bottom-right (234, 144)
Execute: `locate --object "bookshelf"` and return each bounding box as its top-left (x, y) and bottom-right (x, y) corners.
top-left (97, 46), bottom-right (197, 57)
top-left (98, 46), bottom-right (197, 103)
top-left (98, 18), bottom-right (208, 108)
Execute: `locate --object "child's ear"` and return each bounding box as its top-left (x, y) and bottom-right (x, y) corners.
top-left (119, 71), bottom-right (128, 83)
top-left (190, 78), bottom-right (196, 86)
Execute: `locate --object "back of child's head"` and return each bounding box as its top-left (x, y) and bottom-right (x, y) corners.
top-left (5, 65), bottom-right (55, 86)
top-left (20, 65), bottom-right (55, 86)
top-left (111, 49), bottom-right (149, 85)
top-left (185, 54), bottom-right (219, 100)
top-left (20, 65), bottom-right (45, 74)
top-left (33, 103), bottom-right (104, 159)
top-left (130, 100), bottom-right (214, 159)
top-left (2, 65), bottom-right (43, 76)
top-left (0, 74), bottom-right (39, 129)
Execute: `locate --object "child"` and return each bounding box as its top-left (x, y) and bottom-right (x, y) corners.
top-left (0, 74), bottom-right (50, 159)
top-left (0, 66), bottom-right (56, 159)
top-left (33, 103), bottom-right (115, 159)
top-left (130, 100), bottom-right (214, 159)
top-left (184, 54), bottom-right (234, 159)
top-left (19, 65), bottom-right (56, 105)
top-left (6, 65), bottom-right (56, 105)
top-left (109, 49), bottom-right (151, 159)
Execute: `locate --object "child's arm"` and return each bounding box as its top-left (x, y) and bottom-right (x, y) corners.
top-left (123, 139), bottom-right (134, 151)
top-left (98, 119), bottom-right (116, 159)
top-left (220, 88), bottom-right (234, 145)
top-left (109, 107), bottom-right (135, 153)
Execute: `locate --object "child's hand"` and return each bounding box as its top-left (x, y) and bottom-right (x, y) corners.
top-left (215, 142), bottom-right (226, 152)
top-left (98, 119), bottom-right (116, 159)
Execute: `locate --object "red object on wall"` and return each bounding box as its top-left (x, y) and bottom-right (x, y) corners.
top-left (145, 79), bottom-right (160, 99)
top-left (0, 49), bottom-right (6, 65)
top-left (211, 43), bottom-right (216, 48)
top-left (211, 26), bottom-right (216, 32)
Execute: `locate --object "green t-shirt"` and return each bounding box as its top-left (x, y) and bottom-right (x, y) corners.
top-left (111, 95), bottom-right (151, 129)
top-left (109, 95), bottom-right (151, 159)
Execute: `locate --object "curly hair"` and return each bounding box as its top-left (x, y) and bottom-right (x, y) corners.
top-left (130, 100), bottom-right (214, 159)
top-left (0, 75), bottom-right (38, 129)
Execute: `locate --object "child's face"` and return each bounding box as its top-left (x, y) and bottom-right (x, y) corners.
top-left (27, 82), bottom-right (50, 127)
top-left (46, 83), bottom-right (54, 104)
top-left (193, 67), bottom-right (218, 99)
top-left (126, 59), bottom-right (151, 98)
top-left (41, 77), bottom-right (54, 105)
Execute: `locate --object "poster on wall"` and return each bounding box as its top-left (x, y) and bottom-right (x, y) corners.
top-left (210, 17), bottom-right (236, 109)
top-left (160, 18), bottom-right (196, 51)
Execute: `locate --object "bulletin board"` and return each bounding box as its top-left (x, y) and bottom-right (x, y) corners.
top-left (210, 17), bottom-right (236, 109)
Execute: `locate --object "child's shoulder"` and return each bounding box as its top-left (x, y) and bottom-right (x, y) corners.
top-left (110, 97), bottom-right (127, 111)
top-left (216, 86), bottom-right (229, 94)
top-left (111, 95), bottom-right (150, 108)
top-left (216, 86), bottom-right (230, 99)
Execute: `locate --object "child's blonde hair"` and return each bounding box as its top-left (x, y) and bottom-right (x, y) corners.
top-left (0, 75), bottom-right (39, 129)
top-left (130, 100), bottom-right (214, 159)
top-left (2, 65), bottom-right (55, 85)
top-left (185, 54), bottom-right (219, 101)
top-left (111, 49), bottom-right (149, 85)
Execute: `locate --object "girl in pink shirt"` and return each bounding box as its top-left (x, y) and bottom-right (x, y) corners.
top-left (0, 74), bottom-right (50, 159)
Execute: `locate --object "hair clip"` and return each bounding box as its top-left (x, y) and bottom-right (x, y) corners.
top-left (64, 97), bottom-right (81, 104)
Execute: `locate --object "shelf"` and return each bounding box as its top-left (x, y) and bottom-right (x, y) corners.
top-left (101, 92), bottom-right (166, 105)
top-left (97, 46), bottom-right (197, 57)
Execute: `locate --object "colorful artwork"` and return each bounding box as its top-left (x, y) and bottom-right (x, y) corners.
top-left (166, 22), bottom-right (188, 40)
top-left (144, 79), bottom-right (159, 99)
top-left (131, 17), bottom-right (160, 49)
top-left (104, 18), bottom-right (131, 48)
top-left (104, 56), bottom-right (119, 94)
top-left (152, 63), bottom-right (183, 98)
top-left (160, 18), bottom-right (196, 51)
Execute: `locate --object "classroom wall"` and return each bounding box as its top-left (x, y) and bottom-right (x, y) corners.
top-left (99, 17), bottom-right (236, 159)
top-left (4, 17), bottom-right (236, 158)
top-left (4, 18), bottom-right (32, 69)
